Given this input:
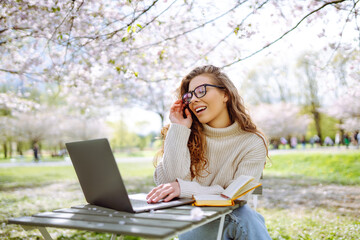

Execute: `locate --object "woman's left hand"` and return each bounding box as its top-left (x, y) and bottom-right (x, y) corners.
top-left (146, 182), bottom-right (180, 203)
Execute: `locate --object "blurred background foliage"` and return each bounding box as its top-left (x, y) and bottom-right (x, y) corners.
top-left (0, 0), bottom-right (359, 159)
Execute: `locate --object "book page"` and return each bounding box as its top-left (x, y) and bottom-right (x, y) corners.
top-left (222, 175), bottom-right (254, 199)
top-left (232, 181), bottom-right (262, 200)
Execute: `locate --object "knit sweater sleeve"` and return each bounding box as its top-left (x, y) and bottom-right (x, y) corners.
top-left (154, 123), bottom-right (192, 185)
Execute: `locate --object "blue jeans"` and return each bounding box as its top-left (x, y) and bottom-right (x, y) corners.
top-left (179, 204), bottom-right (271, 240)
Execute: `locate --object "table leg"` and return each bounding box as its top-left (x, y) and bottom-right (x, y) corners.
top-left (253, 195), bottom-right (258, 209)
top-left (22, 226), bottom-right (53, 240)
top-left (216, 215), bottom-right (226, 240)
top-left (37, 227), bottom-right (54, 240)
top-left (110, 234), bottom-right (124, 240)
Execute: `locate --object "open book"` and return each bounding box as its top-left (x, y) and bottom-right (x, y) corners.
top-left (193, 175), bottom-right (262, 206)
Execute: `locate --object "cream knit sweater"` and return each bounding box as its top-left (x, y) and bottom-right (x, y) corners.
top-left (154, 122), bottom-right (266, 199)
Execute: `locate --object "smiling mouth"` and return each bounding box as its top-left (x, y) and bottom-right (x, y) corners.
top-left (195, 106), bottom-right (207, 113)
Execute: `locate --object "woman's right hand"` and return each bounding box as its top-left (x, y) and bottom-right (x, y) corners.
top-left (169, 100), bottom-right (192, 128)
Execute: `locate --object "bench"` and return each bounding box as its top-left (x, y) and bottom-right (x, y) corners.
top-left (7, 202), bottom-right (245, 240)
top-left (252, 173), bottom-right (263, 209)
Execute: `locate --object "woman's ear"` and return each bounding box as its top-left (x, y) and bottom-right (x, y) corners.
top-left (223, 92), bottom-right (229, 103)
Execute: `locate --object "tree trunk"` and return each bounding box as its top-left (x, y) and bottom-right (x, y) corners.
top-left (312, 107), bottom-right (322, 145)
top-left (339, 119), bottom-right (344, 143)
top-left (3, 143), bottom-right (7, 158)
top-left (8, 141), bottom-right (12, 158)
top-left (17, 142), bottom-right (23, 156)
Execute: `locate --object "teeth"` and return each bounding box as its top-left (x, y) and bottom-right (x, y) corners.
top-left (196, 107), bottom-right (206, 113)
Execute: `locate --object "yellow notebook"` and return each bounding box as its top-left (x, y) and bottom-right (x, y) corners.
top-left (193, 175), bottom-right (262, 206)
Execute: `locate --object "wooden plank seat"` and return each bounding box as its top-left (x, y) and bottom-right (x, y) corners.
top-left (8, 202), bottom-right (245, 240)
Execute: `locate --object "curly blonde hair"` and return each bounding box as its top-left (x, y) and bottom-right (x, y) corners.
top-left (154, 65), bottom-right (268, 180)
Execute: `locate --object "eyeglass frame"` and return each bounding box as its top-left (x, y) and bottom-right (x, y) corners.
top-left (182, 84), bottom-right (225, 105)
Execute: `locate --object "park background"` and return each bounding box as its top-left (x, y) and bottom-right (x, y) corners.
top-left (1, 0), bottom-right (359, 239)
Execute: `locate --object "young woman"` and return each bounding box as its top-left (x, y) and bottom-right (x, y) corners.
top-left (146, 65), bottom-right (271, 239)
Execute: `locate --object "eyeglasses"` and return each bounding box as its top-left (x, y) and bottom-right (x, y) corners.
top-left (182, 84), bottom-right (225, 104)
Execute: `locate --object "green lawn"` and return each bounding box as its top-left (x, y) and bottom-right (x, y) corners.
top-left (0, 161), bottom-right (155, 191)
top-left (1, 150), bottom-right (359, 239)
top-left (265, 151), bottom-right (360, 185)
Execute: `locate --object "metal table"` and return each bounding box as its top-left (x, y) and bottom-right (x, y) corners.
top-left (8, 202), bottom-right (243, 240)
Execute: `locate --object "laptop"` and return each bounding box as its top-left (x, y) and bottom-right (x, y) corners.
top-left (65, 138), bottom-right (194, 213)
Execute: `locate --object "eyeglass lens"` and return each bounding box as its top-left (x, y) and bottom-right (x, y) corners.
top-left (182, 92), bottom-right (192, 104)
top-left (182, 85), bottom-right (207, 104)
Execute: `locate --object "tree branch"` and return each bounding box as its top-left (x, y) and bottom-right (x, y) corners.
top-left (105, 0), bottom-right (159, 39)
top-left (47, 1), bottom-right (77, 45)
top-left (136, 0), bottom-right (178, 34)
top-left (353, 0), bottom-right (360, 48)
top-left (0, 33), bottom-right (34, 45)
top-left (0, 68), bottom-right (43, 83)
top-left (325, 0), bottom-right (359, 66)
top-left (0, 68), bottom-right (21, 74)
top-left (135, 76), bottom-right (171, 83)
top-left (70, 0), bottom-right (160, 49)
top-left (121, 0), bottom-right (246, 52)
top-left (45, 1), bottom-right (82, 79)
top-left (191, 0), bottom-right (270, 66)
top-left (221, 0), bottom-right (347, 69)
top-left (0, 26), bottom-right (32, 34)
top-left (0, 68), bottom-right (44, 76)
top-left (63, 2), bottom-right (76, 66)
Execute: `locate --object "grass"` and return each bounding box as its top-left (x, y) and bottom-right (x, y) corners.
top-left (261, 208), bottom-right (360, 240)
top-left (0, 162), bottom-right (155, 191)
top-left (265, 151), bottom-right (360, 185)
top-left (0, 166), bottom-right (76, 190)
top-left (1, 150), bottom-right (359, 239)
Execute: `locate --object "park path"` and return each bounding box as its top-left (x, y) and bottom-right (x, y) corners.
top-left (259, 177), bottom-right (360, 218)
top-left (0, 157), bottom-right (153, 168)
top-left (1, 146), bottom-right (356, 168)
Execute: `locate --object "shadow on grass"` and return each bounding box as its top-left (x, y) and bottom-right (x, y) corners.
top-left (0, 179), bottom-right (54, 191)
top-left (258, 175), bottom-right (360, 219)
